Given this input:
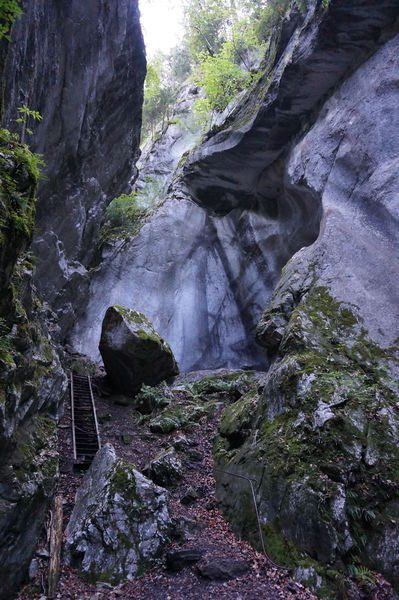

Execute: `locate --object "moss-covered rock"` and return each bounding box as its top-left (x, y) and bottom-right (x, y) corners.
top-left (99, 305), bottom-right (179, 394)
top-left (214, 286), bottom-right (399, 596)
top-left (133, 383), bottom-right (172, 414)
top-left (0, 131), bottom-right (67, 599)
top-left (65, 444), bottom-right (171, 583)
top-left (0, 129), bottom-right (43, 316)
top-left (149, 402), bottom-right (208, 434)
top-left (143, 448), bottom-right (183, 487)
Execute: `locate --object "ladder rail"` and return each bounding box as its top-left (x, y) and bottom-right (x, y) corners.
top-left (70, 372), bottom-right (77, 461)
top-left (70, 373), bottom-right (101, 470)
top-left (88, 374), bottom-right (101, 450)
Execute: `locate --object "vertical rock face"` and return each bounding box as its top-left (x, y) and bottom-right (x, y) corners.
top-left (71, 193), bottom-right (304, 371)
top-left (0, 134), bottom-right (67, 600)
top-left (0, 2), bottom-right (146, 597)
top-left (212, 13), bottom-right (399, 597)
top-left (70, 0), bottom-right (399, 376)
top-left (1, 0), bottom-right (146, 336)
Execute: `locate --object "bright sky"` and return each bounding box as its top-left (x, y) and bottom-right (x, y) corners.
top-left (139, 0), bottom-right (185, 58)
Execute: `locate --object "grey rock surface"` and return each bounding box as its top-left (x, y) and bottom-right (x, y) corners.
top-left (65, 444), bottom-right (170, 583)
top-left (213, 31), bottom-right (399, 593)
top-left (183, 0), bottom-right (399, 215)
top-left (71, 0), bottom-right (399, 376)
top-left (135, 84), bottom-right (202, 208)
top-left (71, 193), bottom-right (300, 371)
top-left (1, 0), bottom-right (146, 337)
top-left (99, 306), bottom-right (178, 394)
top-left (0, 139), bottom-right (67, 600)
top-left (144, 448), bottom-right (183, 488)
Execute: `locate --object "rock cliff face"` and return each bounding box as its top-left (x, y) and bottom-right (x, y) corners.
top-left (70, 0), bottom-right (399, 380)
top-left (198, 0), bottom-right (399, 594)
top-left (71, 82), bottom-right (319, 372)
top-left (1, 0), bottom-right (146, 337)
top-left (0, 133), bottom-right (66, 600)
top-left (72, 0), bottom-right (399, 593)
top-left (0, 2), bottom-right (146, 597)
top-left (2, 0), bottom-right (399, 595)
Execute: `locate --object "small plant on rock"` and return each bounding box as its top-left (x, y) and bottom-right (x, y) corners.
top-left (15, 105), bottom-right (43, 142)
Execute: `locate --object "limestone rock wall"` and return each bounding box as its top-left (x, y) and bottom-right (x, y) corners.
top-left (0, 134), bottom-right (67, 600)
top-left (212, 19), bottom-right (399, 598)
top-left (1, 0), bottom-right (146, 337)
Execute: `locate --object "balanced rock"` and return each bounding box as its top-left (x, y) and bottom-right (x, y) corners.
top-left (99, 305), bottom-right (179, 394)
top-left (65, 444), bottom-right (170, 583)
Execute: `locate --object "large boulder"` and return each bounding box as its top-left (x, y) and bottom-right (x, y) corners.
top-left (99, 306), bottom-right (178, 394)
top-left (65, 444), bottom-right (171, 584)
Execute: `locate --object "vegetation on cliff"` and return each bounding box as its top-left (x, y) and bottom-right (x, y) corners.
top-left (0, 0), bottom-right (22, 40)
top-left (141, 0), bottom-right (330, 136)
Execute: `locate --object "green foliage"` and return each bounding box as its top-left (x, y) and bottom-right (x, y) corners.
top-left (99, 191), bottom-right (147, 245)
top-left (99, 173), bottom-right (166, 245)
top-left (0, 128), bottom-right (44, 240)
top-left (15, 105), bottom-right (43, 141)
top-left (183, 0), bottom-right (232, 60)
top-left (134, 385), bottom-right (170, 415)
top-left (0, 0), bottom-right (22, 40)
top-left (168, 45), bottom-right (192, 82)
top-left (105, 192), bottom-right (143, 228)
top-left (193, 43), bottom-right (253, 126)
top-left (142, 0), bottom-right (332, 137)
top-left (347, 564), bottom-right (376, 589)
top-left (0, 317), bottom-right (12, 352)
top-left (142, 55), bottom-right (179, 141)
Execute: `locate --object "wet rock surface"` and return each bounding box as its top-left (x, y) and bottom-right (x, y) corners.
top-left (99, 306), bottom-right (178, 394)
top-left (65, 444), bottom-right (170, 583)
top-left (1, 0), bottom-right (146, 337)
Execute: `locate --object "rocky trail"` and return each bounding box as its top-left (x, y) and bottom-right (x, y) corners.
top-left (17, 370), bottom-right (318, 600)
top-left (17, 370), bottom-right (397, 600)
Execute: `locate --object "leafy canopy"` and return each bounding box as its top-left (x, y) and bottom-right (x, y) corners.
top-left (0, 0), bottom-right (22, 40)
top-left (141, 1), bottom-right (330, 135)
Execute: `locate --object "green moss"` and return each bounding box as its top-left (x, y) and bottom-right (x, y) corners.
top-left (218, 392), bottom-right (258, 448)
top-left (149, 402), bottom-right (207, 433)
top-left (263, 522), bottom-right (306, 567)
top-left (134, 384), bottom-right (170, 414)
top-left (0, 128), bottom-right (43, 244)
top-left (114, 306), bottom-right (148, 326)
top-left (110, 464), bottom-right (141, 504)
top-left (215, 286), bottom-right (399, 591)
top-left (12, 416), bottom-right (58, 487)
top-left (136, 328), bottom-right (161, 344)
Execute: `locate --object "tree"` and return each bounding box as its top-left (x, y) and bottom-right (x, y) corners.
top-left (193, 44), bottom-right (253, 126)
top-left (0, 0), bottom-right (22, 40)
top-left (168, 45), bottom-right (192, 83)
top-left (183, 0), bottom-right (232, 61)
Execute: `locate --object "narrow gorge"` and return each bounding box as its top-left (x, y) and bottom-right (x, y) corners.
top-left (1, 1), bottom-right (399, 599)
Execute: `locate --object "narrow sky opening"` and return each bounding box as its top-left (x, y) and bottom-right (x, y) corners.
top-left (139, 0), bottom-right (185, 58)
